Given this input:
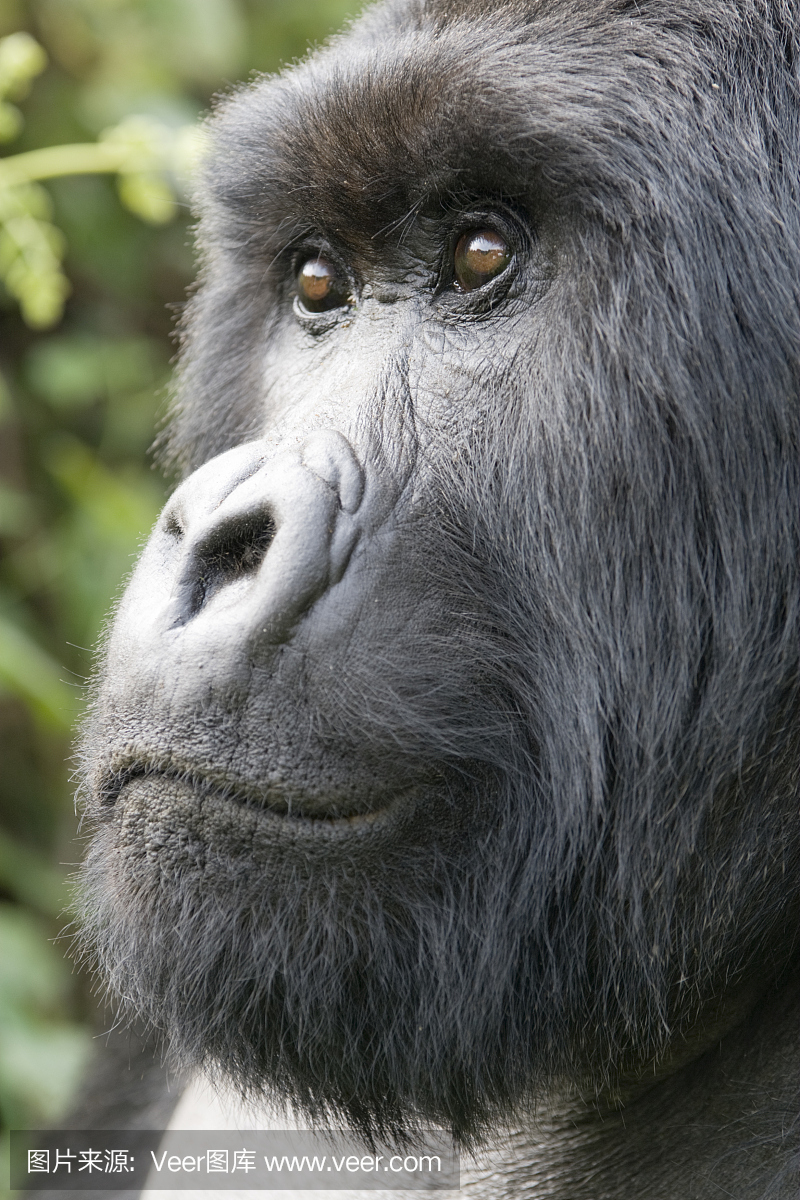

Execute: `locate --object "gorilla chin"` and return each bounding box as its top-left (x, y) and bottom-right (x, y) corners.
top-left (77, 0), bottom-right (799, 1183)
top-left (79, 769), bottom-right (524, 1146)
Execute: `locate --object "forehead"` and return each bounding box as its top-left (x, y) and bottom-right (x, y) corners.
top-left (203, 0), bottom-right (716, 250)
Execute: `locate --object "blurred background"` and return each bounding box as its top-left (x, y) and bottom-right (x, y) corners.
top-left (0, 0), bottom-right (362, 1182)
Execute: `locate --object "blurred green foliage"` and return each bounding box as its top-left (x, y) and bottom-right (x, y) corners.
top-left (0, 0), bottom-right (361, 1174)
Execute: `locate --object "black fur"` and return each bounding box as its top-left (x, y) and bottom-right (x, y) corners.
top-left (77, 0), bottom-right (799, 1173)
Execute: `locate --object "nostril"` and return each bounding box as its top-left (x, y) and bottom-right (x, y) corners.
top-left (187, 513), bottom-right (276, 619)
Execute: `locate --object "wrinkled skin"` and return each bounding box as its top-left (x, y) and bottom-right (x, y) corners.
top-left (77, 0), bottom-right (800, 1195)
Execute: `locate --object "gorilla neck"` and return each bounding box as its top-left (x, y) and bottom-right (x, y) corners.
top-left (164, 969), bottom-right (798, 1200)
top-left (484, 970), bottom-right (799, 1200)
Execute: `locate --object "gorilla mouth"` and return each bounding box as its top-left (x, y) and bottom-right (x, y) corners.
top-left (101, 764), bottom-right (408, 830)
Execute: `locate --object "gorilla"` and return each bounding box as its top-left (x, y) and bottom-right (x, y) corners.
top-left (75, 0), bottom-right (799, 1196)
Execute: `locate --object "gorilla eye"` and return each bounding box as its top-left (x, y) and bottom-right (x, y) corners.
top-left (453, 228), bottom-right (512, 292)
top-left (296, 255), bottom-right (349, 313)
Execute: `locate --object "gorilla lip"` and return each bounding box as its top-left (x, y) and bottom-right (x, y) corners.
top-left (101, 764), bottom-right (406, 829)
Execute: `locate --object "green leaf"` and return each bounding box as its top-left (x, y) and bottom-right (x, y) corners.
top-left (0, 209), bottom-right (70, 329)
top-left (0, 612), bottom-right (78, 729)
top-left (0, 904), bottom-right (92, 1128)
top-left (0, 33), bottom-right (47, 103)
top-left (0, 99), bottom-right (21, 141)
top-left (0, 1019), bottom-right (91, 1126)
top-left (0, 367), bottom-right (12, 423)
top-left (0, 482), bottom-right (34, 537)
top-left (0, 904), bottom-right (67, 1014)
top-left (24, 333), bottom-right (159, 411)
top-left (117, 170), bottom-right (174, 224)
top-left (0, 829), bottom-right (66, 918)
top-left (38, 434), bottom-right (165, 646)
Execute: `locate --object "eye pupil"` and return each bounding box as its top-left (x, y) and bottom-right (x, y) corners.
top-left (297, 256), bottom-right (347, 312)
top-left (454, 229), bottom-right (511, 292)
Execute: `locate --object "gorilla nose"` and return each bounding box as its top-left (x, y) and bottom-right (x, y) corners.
top-left (161, 430), bottom-right (365, 642)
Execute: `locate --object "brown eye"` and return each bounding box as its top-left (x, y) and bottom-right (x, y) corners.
top-left (296, 255), bottom-right (349, 313)
top-left (453, 228), bottom-right (512, 292)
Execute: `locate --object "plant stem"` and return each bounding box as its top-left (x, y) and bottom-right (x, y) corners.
top-left (0, 142), bottom-right (135, 188)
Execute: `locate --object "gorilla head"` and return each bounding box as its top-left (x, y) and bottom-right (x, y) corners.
top-left (78, 0), bottom-right (799, 1159)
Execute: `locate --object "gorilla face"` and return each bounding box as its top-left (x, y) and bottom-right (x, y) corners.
top-left (78, 0), bottom-right (800, 1148)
